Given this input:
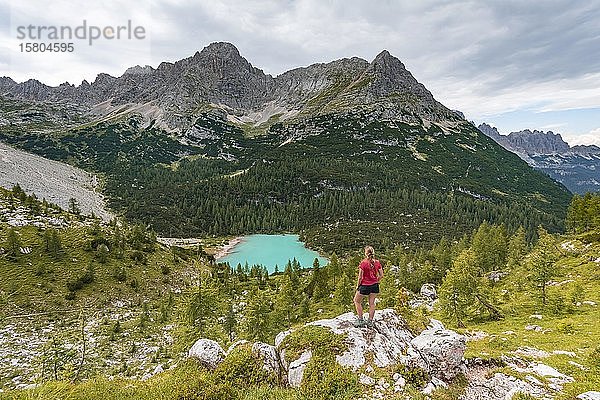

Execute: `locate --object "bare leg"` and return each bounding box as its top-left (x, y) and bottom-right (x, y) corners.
top-left (354, 292), bottom-right (365, 319)
top-left (368, 293), bottom-right (377, 321)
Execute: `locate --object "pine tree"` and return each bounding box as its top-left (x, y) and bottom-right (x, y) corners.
top-left (244, 289), bottom-right (271, 342)
top-left (333, 272), bottom-right (354, 313)
top-left (528, 227), bottom-right (560, 306)
top-left (275, 275), bottom-right (297, 327)
top-left (5, 227), bottom-right (21, 258)
top-left (472, 222), bottom-right (508, 272)
top-left (507, 226), bottom-right (527, 270)
top-left (439, 249), bottom-right (478, 328)
top-left (329, 253), bottom-right (341, 287)
top-left (439, 248), bottom-right (502, 327)
top-left (68, 198), bottom-right (81, 215)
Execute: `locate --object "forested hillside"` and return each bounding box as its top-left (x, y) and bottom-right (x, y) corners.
top-left (0, 107), bottom-right (571, 252)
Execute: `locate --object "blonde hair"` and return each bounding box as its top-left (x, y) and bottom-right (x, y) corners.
top-left (364, 246), bottom-right (374, 259)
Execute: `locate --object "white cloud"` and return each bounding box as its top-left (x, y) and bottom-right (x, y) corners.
top-left (431, 72), bottom-right (600, 119)
top-left (562, 128), bottom-right (600, 147)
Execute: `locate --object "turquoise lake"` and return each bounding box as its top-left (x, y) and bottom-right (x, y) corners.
top-left (216, 234), bottom-right (328, 273)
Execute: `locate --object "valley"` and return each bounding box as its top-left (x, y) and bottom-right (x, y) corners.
top-left (0, 41), bottom-right (597, 400)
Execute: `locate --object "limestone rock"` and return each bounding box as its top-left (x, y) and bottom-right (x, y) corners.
top-left (360, 373), bottom-right (375, 386)
top-left (252, 342), bottom-right (282, 376)
top-left (462, 372), bottom-right (547, 400)
top-left (307, 309), bottom-right (414, 370)
top-left (188, 339), bottom-right (225, 370)
top-left (577, 391), bottom-right (600, 400)
top-left (287, 350), bottom-right (312, 388)
top-left (420, 283), bottom-right (437, 300)
top-left (409, 320), bottom-right (466, 381)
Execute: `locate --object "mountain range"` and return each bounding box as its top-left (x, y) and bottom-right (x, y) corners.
top-left (0, 42), bottom-right (455, 133)
top-left (478, 123), bottom-right (600, 194)
top-left (0, 42), bottom-right (571, 248)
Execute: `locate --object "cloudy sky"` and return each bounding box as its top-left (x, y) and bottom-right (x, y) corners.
top-left (1, 0), bottom-right (599, 145)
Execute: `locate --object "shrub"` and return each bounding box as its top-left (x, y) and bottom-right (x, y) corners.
top-left (300, 357), bottom-right (359, 400)
top-left (394, 364), bottom-right (430, 388)
top-left (213, 344), bottom-right (276, 387)
top-left (66, 264), bottom-right (95, 292)
top-left (113, 265), bottom-right (127, 282)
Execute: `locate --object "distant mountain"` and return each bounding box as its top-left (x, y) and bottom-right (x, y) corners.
top-left (0, 43), bottom-right (571, 248)
top-left (478, 123), bottom-right (600, 194)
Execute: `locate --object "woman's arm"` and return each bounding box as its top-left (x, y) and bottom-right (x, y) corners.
top-left (377, 265), bottom-right (384, 281)
top-left (356, 268), bottom-right (363, 289)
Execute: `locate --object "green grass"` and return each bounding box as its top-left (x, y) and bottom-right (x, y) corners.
top-left (441, 233), bottom-right (600, 398)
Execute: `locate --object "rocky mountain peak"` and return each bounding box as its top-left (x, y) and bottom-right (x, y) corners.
top-left (478, 123), bottom-right (500, 137)
top-left (508, 129), bottom-right (570, 154)
top-left (123, 65), bottom-right (154, 75)
top-left (372, 49), bottom-right (406, 69)
top-left (198, 41), bottom-right (242, 59)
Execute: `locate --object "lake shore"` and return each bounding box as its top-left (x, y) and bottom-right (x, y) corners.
top-left (214, 236), bottom-right (243, 260)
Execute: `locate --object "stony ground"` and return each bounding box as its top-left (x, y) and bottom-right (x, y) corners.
top-left (0, 142), bottom-right (112, 220)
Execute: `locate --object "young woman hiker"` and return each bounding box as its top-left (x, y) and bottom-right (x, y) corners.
top-left (353, 245), bottom-right (383, 328)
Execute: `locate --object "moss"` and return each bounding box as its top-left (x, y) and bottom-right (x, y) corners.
top-left (279, 325), bottom-right (346, 361)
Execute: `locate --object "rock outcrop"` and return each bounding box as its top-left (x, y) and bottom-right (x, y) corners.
top-left (188, 309), bottom-right (466, 393)
top-left (186, 309), bottom-right (581, 398)
top-left (410, 321), bottom-right (466, 381)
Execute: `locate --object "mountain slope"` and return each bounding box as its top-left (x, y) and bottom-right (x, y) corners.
top-left (478, 123), bottom-right (600, 194)
top-left (0, 142), bottom-right (112, 220)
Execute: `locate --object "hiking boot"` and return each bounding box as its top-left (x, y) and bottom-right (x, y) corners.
top-left (353, 318), bottom-right (366, 328)
top-left (366, 319), bottom-right (374, 328)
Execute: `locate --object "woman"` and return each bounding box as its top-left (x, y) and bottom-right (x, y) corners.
top-left (353, 245), bottom-right (383, 328)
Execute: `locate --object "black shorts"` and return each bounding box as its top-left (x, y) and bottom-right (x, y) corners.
top-left (358, 283), bottom-right (380, 295)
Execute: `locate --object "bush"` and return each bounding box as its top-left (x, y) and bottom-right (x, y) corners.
top-left (213, 344), bottom-right (276, 387)
top-left (279, 326), bottom-right (358, 399)
top-left (394, 364), bottom-right (430, 388)
top-left (113, 265), bottom-right (127, 282)
top-left (300, 357), bottom-right (359, 400)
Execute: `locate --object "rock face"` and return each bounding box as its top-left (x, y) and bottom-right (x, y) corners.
top-left (188, 339), bottom-right (225, 369)
top-left (1, 42), bottom-right (459, 132)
